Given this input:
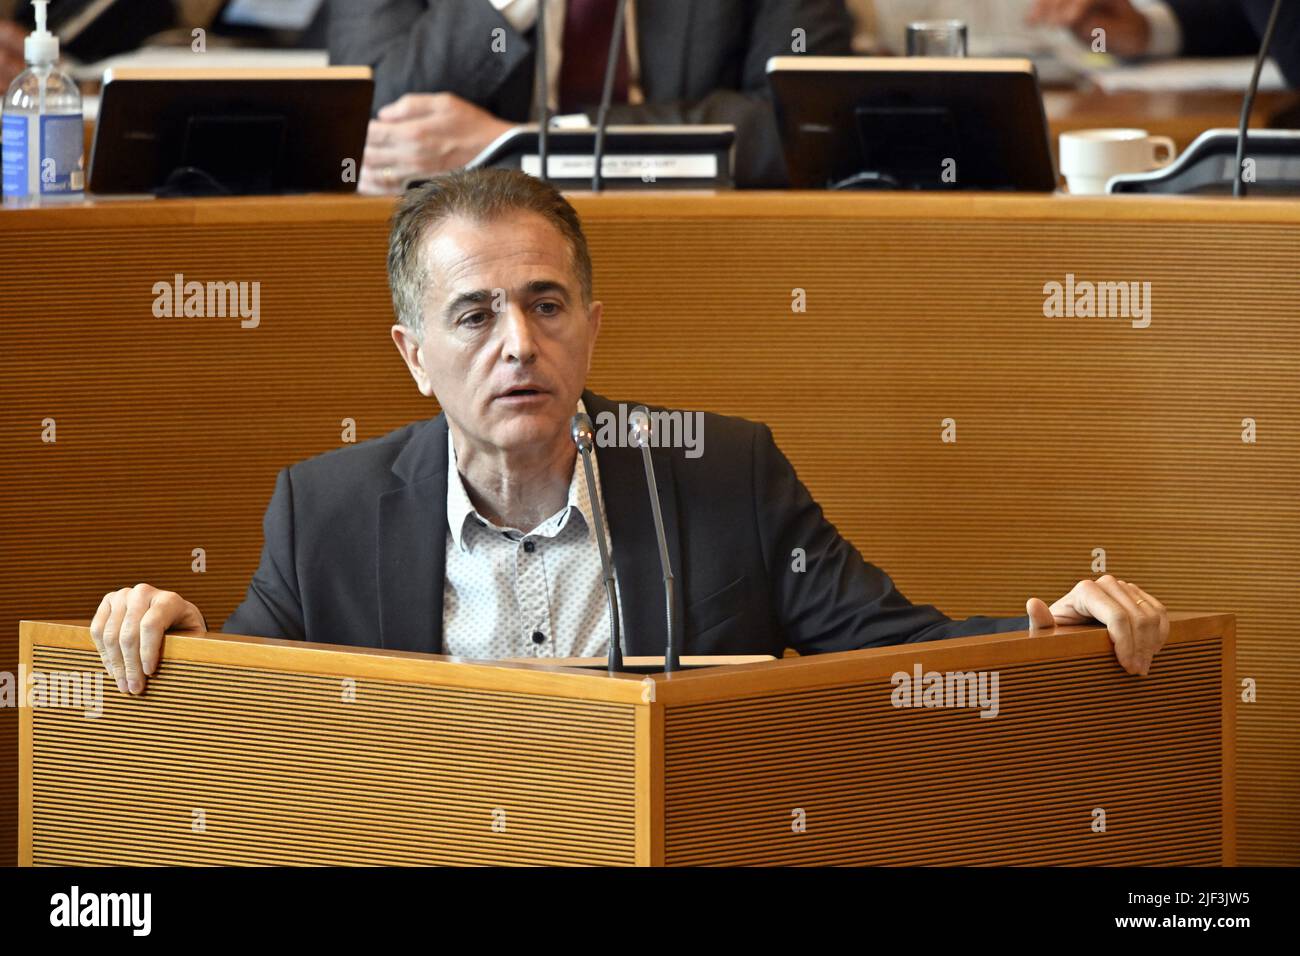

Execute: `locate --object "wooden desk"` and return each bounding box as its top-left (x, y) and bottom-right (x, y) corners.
top-left (71, 86), bottom-right (1300, 187)
top-left (1045, 88), bottom-right (1300, 152)
top-left (1, 190), bottom-right (1296, 866)
top-left (20, 612), bottom-right (1234, 865)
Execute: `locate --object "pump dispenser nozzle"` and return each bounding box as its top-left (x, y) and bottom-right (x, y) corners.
top-left (25, 0), bottom-right (59, 67)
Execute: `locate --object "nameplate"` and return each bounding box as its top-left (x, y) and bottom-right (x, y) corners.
top-left (521, 153), bottom-right (719, 179)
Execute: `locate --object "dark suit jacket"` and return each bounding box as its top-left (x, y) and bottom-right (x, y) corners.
top-left (1169, 0), bottom-right (1300, 87)
top-left (224, 392), bottom-right (1029, 657)
top-left (325, 0), bottom-right (854, 187)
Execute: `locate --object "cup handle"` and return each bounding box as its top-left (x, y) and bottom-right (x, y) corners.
top-left (1150, 136), bottom-right (1177, 168)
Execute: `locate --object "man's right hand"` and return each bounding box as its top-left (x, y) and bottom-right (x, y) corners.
top-left (90, 584), bottom-right (207, 695)
top-left (359, 92), bottom-right (514, 194)
top-left (1026, 0), bottom-right (1152, 57)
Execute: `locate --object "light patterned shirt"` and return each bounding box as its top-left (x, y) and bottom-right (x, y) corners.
top-left (442, 401), bottom-right (625, 659)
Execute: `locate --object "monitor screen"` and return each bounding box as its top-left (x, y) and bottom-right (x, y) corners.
top-left (219, 0), bottom-right (324, 32)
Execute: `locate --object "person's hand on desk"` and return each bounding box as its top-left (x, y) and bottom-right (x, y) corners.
top-left (0, 19), bottom-right (26, 89)
top-left (359, 92), bottom-right (515, 195)
top-left (1026, 574), bottom-right (1169, 675)
top-left (1026, 0), bottom-right (1152, 57)
top-left (91, 584), bottom-right (206, 695)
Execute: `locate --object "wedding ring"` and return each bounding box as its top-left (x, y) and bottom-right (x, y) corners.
top-left (1135, 599), bottom-right (1147, 607)
top-left (383, 166), bottom-right (395, 187)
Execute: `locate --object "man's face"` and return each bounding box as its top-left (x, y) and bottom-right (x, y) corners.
top-left (392, 210), bottom-right (601, 456)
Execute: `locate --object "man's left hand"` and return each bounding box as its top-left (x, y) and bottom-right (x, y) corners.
top-left (1026, 574), bottom-right (1168, 675)
top-left (360, 92), bottom-right (515, 194)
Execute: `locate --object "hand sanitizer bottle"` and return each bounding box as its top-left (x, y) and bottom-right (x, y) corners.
top-left (2, 0), bottom-right (84, 207)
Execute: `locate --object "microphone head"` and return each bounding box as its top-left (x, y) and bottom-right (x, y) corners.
top-left (571, 412), bottom-right (595, 453)
top-left (628, 407), bottom-right (652, 448)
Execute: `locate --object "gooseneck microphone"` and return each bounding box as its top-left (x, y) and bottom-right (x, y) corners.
top-left (534, 0), bottom-right (550, 182)
top-left (592, 0), bottom-right (628, 192)
top-left (1234, 0), bottom-right (1284, 197)
top-left (628, 407), bottom-right (678, 673)
top-left (571, 413), bottom-right (623, 674)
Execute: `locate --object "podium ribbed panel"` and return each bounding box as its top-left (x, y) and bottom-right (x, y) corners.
top-left (29, 647), bottom-right (637, 866)
top-left (663, 639), bottom-right (1225, 866)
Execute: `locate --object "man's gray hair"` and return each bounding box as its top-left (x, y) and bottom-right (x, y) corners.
top-left (387, 168), bottom-right (594, 336)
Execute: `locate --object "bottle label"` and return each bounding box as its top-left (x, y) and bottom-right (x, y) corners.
top-left (39, 113), bottom-right (84, 195)
top-left (2, 113), bottom-right (32, 197)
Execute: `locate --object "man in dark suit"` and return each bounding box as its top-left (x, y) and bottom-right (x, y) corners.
top-left (328, 0), bottom-right (854, 190)
top-left (1027, 0), bottom-right (1300, 88)
top-left (89, 168), bottom-right (1169, 695)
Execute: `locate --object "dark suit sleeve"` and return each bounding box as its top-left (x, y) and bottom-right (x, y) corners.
top-left (599, 0), bottom-right (853, 186)
top-left (326, 0), bottom-right (532, 114)
top-left (750, 424), bottom-right (1029, 654)
top-left (1167, 0), bottom-right (1300, 87)
top-left (223, 469), bottom-right (307, 640)
top-left (1166, 0), bottom-right (1258, 56)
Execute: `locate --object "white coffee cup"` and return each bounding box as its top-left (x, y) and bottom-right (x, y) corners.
top-left (1059, 128), bottom-right (1177, 195)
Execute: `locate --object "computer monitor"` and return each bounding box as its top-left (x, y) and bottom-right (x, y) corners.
top-left (87, 67), bottom-right (373, 197)
top-left (767, 56), bottom-right (1057, 192)
top-left (212, 0), bottom-right (327, 46)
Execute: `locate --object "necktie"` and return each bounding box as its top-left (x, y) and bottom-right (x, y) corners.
top-left (557, 0), bottom-right (630, 114)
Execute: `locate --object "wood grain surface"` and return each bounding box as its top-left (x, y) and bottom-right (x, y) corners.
top-left (1, 190), bottom-right (1295, 865)
top-left (19, 613), bottom-right (1231, 866)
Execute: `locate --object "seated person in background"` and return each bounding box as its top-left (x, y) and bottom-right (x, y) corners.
top-left (0, 0), bottom-right (177, 86)
top-left (1027, 0), bottom-right (1300, 88)
top-left (89, 168), bottom-right (1169, 696)
top-left (327, 0), bottom-right (854, 191)
top-left (0, 17), bottom-right (21, 88)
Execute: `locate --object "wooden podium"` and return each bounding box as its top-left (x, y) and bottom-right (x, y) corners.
top-left (19, 612), bottom-right (1234, 866)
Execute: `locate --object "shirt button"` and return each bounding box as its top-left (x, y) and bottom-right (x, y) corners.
top-left (531, 630), bottom-right (546, 644)
top-left (523, 540), bottom-right (536, 553)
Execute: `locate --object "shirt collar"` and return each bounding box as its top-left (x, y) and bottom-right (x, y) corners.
top-left (446, 398), bottom-right (599, 553)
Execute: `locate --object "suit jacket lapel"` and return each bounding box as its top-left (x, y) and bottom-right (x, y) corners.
top-left (583, 391), bottom-right (685, 658)
top-left (378, 415), bottom-right (449, 654)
